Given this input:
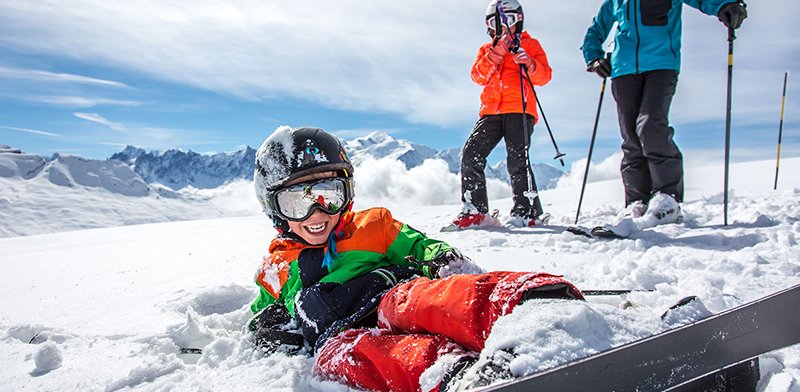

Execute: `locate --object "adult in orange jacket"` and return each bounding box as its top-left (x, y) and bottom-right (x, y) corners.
top-left (451, 0), bottom-right (552, 230)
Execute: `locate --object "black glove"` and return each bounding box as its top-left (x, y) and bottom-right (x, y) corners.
top-left (405, 248), bottom-right (463, 278)
top-left (587, 57), bottom-right (611, 79)
top-left (718, 2), bottom-right (747, 30)
top-left (248, 304), bottom-right (305, 353)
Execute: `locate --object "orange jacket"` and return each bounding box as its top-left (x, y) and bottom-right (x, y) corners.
top-left (471, 31), bottom-right (552, 122)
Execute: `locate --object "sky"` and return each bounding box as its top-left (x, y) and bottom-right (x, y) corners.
top-left (1, 0), bottom-right (799, 168)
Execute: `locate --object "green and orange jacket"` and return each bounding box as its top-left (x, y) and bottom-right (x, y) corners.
top-left (250, 207), bottom-right (450, 316)
top-left (471, 31), bottom-right (552, 122)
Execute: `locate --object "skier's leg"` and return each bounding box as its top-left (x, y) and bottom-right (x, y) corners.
top-left (460, 115), bottom-right (503, 214)
top-left (314, 328), bottom-right (469, 392)
top-left (503, 113), bottom-right (543, 219)
top-left (612, 74), bottom-right (651, 206)
top-left (639, 70), bottom-right (683, 202)
top-left (377, 272), bottom-right (583, 352)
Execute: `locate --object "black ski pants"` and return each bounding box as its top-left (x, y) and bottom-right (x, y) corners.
top-left (460, 113), bottom-right (542, 219)
top-left (611, 70), bottom-right (684, 206)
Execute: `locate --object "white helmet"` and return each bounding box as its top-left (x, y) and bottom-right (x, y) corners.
top-left (485, 0), bottom-right (524, 30)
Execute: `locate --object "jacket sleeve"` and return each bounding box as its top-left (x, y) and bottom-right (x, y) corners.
top-left (582, 0), bottom-right (615, 65)
top-left (386, 223), bottom-right (453, 279)
top-left (251, 242), bottom-right (305, 316)
top-left (683, 0), bottom-right (735, 16)
top-left (471, 44), bottom-right (500, 86)
top-left (250, 285), bottom-right (279, 314)
top-left (522, 37), bottom-right (552, 87)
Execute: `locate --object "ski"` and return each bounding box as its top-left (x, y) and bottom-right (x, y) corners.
top-left (565, 225), bottom-right (625, 239)
top-left (481, 283), bottom-right (800, 391)
top-left (588, 225), bottom-right (625, 239)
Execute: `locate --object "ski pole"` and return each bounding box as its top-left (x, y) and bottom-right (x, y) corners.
top-left (723, 27), bottom-right (735, 226)
top-left (575, 53), bottom-right (610, 225)
top-left (518, 65), bottom-right (539, 204)
top-left (517, 64), bottom-right (566, 166)
top-left (530, 86), bottom-right (566, 166)
top-left (497, 5), bottom-right (540, 206)
top-left (497, 5), bottom-right (565, 169)
top-left (774, 72), bottom-right (788, 190)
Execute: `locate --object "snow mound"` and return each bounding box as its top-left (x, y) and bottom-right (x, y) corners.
top-left (32, 342), bottom-right (62, 375)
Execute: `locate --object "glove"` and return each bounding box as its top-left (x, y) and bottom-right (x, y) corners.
top-left (513, 48), bottom-right (535, 71)
top-left (248, 304), bottom-right (305, 353)
top-left (405, 247), bottom-right (484, 278)
top-left (487, 35), bottom-right (510, 64)
top-left (718, 2), bottom-right (747, 29)
top-left (587, 57), bottom-right (611, 78)
top-left (248, 303), bottom-right (291, 331)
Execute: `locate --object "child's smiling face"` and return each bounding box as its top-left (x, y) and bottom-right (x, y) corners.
top-left (283, 171), bottom-right (341, 245)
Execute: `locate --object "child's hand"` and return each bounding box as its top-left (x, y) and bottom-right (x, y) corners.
top-left (405, 248), bottom-right (484, 278)
top-left (488, 38), bottom-right (509, 64)
top-left (513, 48), bottom-right (534, 71)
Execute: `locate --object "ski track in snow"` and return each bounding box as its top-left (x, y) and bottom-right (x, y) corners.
top-left (1, 158), bottom-right (799, 391)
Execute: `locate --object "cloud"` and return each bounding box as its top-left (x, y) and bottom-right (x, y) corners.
top-left (0, 125), bottom-right (59, 137)
top-left (0, 65), bottom-right (130, 88)
top-left (73, 112), bottom-right (126, 131)
top-left (0, 65), bottom-right (139, 109)
top-left (26, 95), bottom-right (142, 108)
top-left (0, 0), bottom-right (796, 142)
top-left (68, 116), bottom-right (231, 151)
top-left (556, 152), bottom-right (622, 189)
top-left (354, 156), bottom-right (510, 209)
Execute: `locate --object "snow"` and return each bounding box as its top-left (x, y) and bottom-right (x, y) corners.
top-left (1, 154), bottom-right (799, 391)
top-left (254, 125), bottom-right (297, 216)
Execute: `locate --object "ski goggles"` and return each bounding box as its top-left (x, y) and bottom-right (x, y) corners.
top-left (486, 12), bottom-right (522, 30)
top-left (272, 177), bottom-right (352, 221)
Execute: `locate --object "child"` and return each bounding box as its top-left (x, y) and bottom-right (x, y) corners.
top-left (249, 126), bottom-right (583, 392)
top-left (453, 0), bottom-right (552, 230)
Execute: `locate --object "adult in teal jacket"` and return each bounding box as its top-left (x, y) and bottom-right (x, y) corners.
top-left (581, 0), bottom-right (747, 220)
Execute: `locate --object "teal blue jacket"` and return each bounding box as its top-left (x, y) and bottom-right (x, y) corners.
top-left (582, 0), bottom-right (734, 78)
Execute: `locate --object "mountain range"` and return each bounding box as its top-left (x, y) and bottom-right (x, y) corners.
top-left (2, 132), bottom-right (566, 197)
top-left (89, 131), bottom-right (564, 192)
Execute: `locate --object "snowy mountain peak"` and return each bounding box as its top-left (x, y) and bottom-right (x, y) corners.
top-left (43, 154), bottom-right (151, 196)
top-left (0, 144), bottom-right (22, 154)
top-left (353, 131), bottom-right (393, 147)
top-left (0, 148), bottom-right (46, 179)
top-left (344, 131), bottom-right (438, 169)
top-left (110, 146), bottom-right (257, 190)
top-left (112, 145), bottom-right (148, 164)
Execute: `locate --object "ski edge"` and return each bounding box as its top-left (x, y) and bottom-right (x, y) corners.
top-left (482, 283), bottom-right (800, 392)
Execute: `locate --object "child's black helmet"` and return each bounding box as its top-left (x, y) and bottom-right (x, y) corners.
top-left (254, 126), bottom-right (354, 222)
